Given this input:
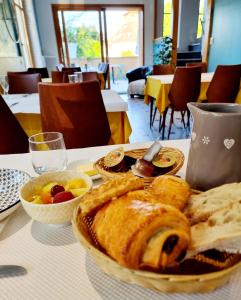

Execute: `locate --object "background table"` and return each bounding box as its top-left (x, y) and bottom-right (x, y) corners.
top-left (144, 73), bottom-right (241, 113)
top-left (3, 90), bottom-right (131, 144)
top-left (1, 139), bottom-right (241, 300)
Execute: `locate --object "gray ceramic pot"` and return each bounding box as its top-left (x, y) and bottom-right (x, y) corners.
top-left (186, 102), bottom-right (241, 191)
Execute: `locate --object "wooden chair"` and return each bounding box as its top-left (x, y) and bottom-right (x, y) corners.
top-left (160, 66), bottom-right (201, 139)
top-left (51, 71), bottom-right (73, 83)
top-left (0, 95), bottom-right (29, 154)
top-left (151, 64), bottom-right (175, 127)
top-left (98, 63), bottom-right (109, 88)
top-left (39, 81), bottom-right (111, 149)
top-left (153, 64), bottom-right (175, 75)
top-left (62, 67), bottom-right (81, 72)
top-left (8, 73), bottom-right (41, 94)
top-left (27, 67), bottom-right (49, 78)
top-left (206, 64), bottom-right (241, 103)
top-left (82, 72), bottom-right (99, 82)
top-left (186, 62), bottom-right (207, 73)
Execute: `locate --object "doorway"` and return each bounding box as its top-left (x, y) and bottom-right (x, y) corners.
top-left (52, 4), bottom-right (144, 93)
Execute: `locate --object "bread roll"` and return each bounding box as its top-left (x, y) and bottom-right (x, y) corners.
top-left (187, 203), bottom-right (241, 257)
top-left (92, 193), bottom-right (190, 270)
top-left (185, 182), bottom-right (241, 224)
top-left (148, 175), bottom-right (191, 211)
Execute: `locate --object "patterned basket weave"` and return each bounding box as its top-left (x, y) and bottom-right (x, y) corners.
top-left (72, 206), bottom-right (241, 294)
top-left (94, 147), bottom-right (184, 185)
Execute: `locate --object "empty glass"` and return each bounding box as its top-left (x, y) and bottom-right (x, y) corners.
top-left (68, 74), bottom-right (78, 83)
top-left (74, 71), bottom-right (83, 82)
top-left (29, 132), bottom-right (67, 175)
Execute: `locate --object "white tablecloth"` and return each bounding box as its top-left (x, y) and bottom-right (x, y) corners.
top-left (3, 89), bottom-right (128, 114)
top-left (1, 139), bottom-right (241, 300)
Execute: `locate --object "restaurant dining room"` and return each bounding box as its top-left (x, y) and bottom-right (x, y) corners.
top-left (1, 0), bottom-right (241, 299)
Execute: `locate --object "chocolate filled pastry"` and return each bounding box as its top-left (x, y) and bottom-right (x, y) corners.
top-left (148, 175), bottom-right (191, 211)
top-left (92, 193), bottom-right (190, 270)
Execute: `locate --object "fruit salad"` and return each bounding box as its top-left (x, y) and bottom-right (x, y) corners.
top-left (29, 178), bottom-right (88, 205)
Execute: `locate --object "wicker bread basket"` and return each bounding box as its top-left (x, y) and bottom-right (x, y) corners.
top-left (94, 147), bottom-right (184, 185)
top-left (72, 207), bottom-right (241, 293)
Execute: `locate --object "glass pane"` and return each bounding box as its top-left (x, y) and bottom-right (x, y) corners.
top-left (0, 3), bottom-right (20, 57)
top-left (197, 0), bottom-right (204, 38)
top-left (164, 0), bottom-right (172, 14)
top-left (63, 11), bottom-right (101, 69)
top-left (163, 14), bottom-right (171, 37)
top-left (106, 9), bottom-right (143, 93)
top-left (163, 0), bottom-right (172, 37)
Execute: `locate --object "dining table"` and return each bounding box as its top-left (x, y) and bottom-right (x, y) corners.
top-left (3, 90), bottom-right (132, 145)
top-left (144, 72), bottom-right (241, 114)
top-left (1, 138), bottom-right (241, 300)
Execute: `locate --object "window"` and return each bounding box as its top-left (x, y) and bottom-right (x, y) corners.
top-left (163, 0), bottom-right (172, 37)
top-left (197, 0), bottom-right (204, 38)
top-left (0, 0), bottom-right (21, 57)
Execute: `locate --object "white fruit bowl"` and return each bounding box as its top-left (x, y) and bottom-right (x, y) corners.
top-left (19, 171), bottom-right (92, 224)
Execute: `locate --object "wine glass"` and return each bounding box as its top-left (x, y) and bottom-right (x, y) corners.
top-left (68, 74), bottom-right (78, 83)
top-left (29, 132), bottom-right (67, 175)
top-left (74, 72), bottom-right (83, 82)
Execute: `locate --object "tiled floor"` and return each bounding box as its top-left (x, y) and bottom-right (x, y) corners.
top-left (121, 94), bottom-right (192, 143)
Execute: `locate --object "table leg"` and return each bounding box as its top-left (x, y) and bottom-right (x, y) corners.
top-left (112, 66), bottom-right (115, 84)
top-left (150, 97), bottom-right (153, 128)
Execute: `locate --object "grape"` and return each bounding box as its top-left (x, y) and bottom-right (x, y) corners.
top-left (53, 191), bottom-right (74, 203)
top-left (51, 184), bottom-right (65, 197)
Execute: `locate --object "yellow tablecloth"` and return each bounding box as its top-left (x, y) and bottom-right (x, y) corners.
top-left (15, 112), bottom-right (131, 145)
top-left (144, 74), bottom-right (241, 113)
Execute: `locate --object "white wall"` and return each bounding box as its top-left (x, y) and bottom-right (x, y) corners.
top-left (33, 0), bottom-right (155, 71)
top-left (178, 0), bottom-right (200, 51)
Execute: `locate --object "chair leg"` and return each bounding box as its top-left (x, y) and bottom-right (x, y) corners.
top-left (152, 107), bottom-right (157, 126)
top-left (187, 109), bottom-right (191, 129)
top-left (149, 97), bottom-right (154, 128)
top-left (168, 108), bottom-right (174, 139)
top-left (180, 111), bottom-right (186, 128)
top-left (160, 107), bottom-right (168, 139)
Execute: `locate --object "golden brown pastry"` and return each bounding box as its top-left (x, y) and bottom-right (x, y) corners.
top-left (80, 172), bottom-right (144, 216)
top-left (148, 175), bottom-right (191, 211)
top-left (92, 193), bottom-right (190, 270)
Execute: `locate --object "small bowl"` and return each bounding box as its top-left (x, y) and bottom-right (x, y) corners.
top-left (19, 171), bottom-right (92, 224)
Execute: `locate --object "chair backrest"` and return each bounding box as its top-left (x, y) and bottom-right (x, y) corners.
top-left (51, 70), bottom-right (74, 83)
top-left (206, 64), bottom-right (241, 103)
top-left (27, 67), bottom-right (49, 78)
top-left (8, 73), bottom-right (41, 94)
top-left (98, 63), bottom-right (109, 83)
top-left (62, 67), bottom-right (81, 72)
top-left (82, 72), bottom-right (99, 82)
top-left (0, 95), bottom-right (29, 154)
top-left (153, 64), bottom-right (175, 75)
top-left (186, 62), bottom-right (207, 73)
top-left (38, 81), bottom-right (111, 149)
top-left (168, 66), bottom-right (201, 111)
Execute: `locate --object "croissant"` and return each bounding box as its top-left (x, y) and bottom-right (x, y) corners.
top-left (92, 192), bottom-right (190, 270)
top-left (148, 175), bottom-right (191, 211)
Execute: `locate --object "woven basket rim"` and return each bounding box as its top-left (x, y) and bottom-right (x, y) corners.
top-left (94, 147), bottom-right (184, 180)
top-left (72, 207), bottom-right (241, 282)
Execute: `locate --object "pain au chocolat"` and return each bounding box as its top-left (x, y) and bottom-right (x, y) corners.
top-left (92, 192), bottom-right (190, 270)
